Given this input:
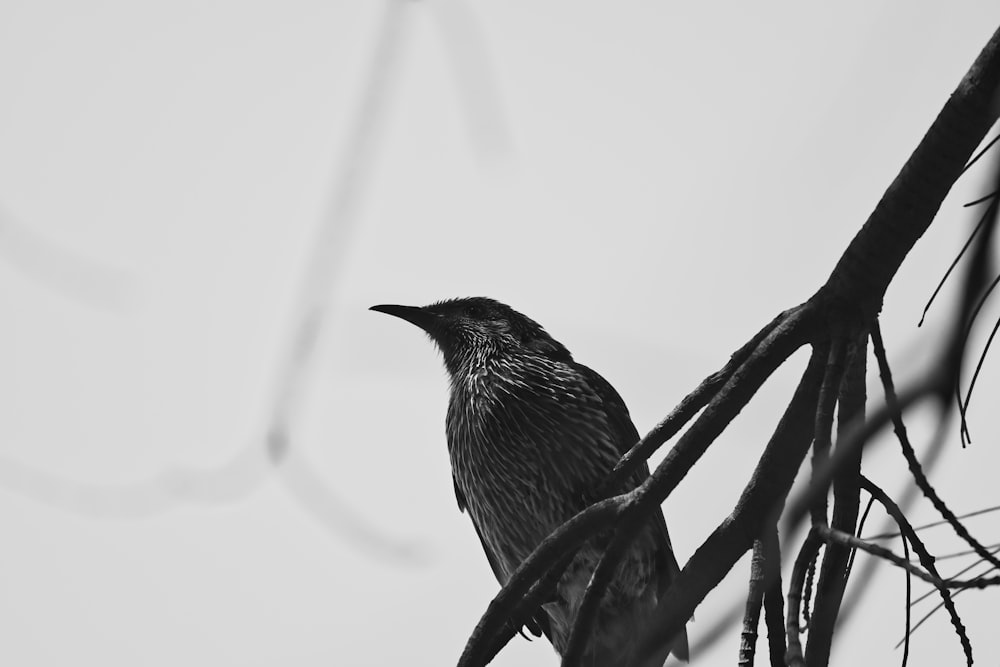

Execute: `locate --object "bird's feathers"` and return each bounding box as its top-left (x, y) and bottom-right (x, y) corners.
top-left (572, 362), bottom-right (684, 582)
top-left (454, 476), bottom-right (552, 640)
top-left (373, 297), bottom-right (688, 664)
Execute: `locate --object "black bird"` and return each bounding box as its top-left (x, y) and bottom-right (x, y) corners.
top-left (371, 297), bottom-right (688, 666)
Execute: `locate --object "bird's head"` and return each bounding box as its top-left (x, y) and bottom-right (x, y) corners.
top-left (370, 297), bottom-right (571, 376)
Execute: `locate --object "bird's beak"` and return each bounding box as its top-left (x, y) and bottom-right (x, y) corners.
top-left (369, 304), bottom-right (441, 335)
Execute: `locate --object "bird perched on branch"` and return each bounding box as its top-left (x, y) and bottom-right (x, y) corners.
top-left (371, 297), bottom-right (688, 666)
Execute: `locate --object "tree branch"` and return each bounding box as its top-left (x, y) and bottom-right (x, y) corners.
top-left (815, 524), bottom-right (1000, 590)
top-left (761, 528), bottom-right (787, 667)
top-left (806, 336), bottom-right (867, 665)
top-left (860, 477), bottom-right (973, 666)
top-left (738, 537), bottom-right (770, 667)
top-left (872, 321), bottom-right (1000, 571)
top-left (604, 311), bottom-right (787, 495)
top-left (809, 337), bottom-right (849, 526)
top-left (561, 514), bottom-right (639, 666)
top-left (900, 531), bottom-right (912, 667)
top-left (459, 21), bottom-right (1000, 667)
top-left (458, 496), bottom-right (623, 667)
top-left (785, 530), bottom-right (823, 667)
top-left (635, 345), bottom-right (827, 665)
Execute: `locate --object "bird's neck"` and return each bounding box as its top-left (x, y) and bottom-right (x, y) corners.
top-left (449, 345), bottom-right (509, 397)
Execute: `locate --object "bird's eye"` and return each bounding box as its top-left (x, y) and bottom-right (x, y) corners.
top-left (465, 304), bottom-right (485, 319)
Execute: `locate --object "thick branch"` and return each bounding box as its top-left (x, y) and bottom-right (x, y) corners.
top-left (820, 24), bottom-right (1000, 321)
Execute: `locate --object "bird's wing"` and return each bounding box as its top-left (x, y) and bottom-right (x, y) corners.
top-left (574, 362), bottom-right (690, 661)
top-left (453, 476), bottom-right (552, 640)
top-left (571, 363), bottom-right (683, 585)
top-left (453, 477), bottom-right (506, 581)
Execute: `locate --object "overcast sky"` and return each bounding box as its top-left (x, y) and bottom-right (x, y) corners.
top-left (1, 2), bottom-right (1000, 666)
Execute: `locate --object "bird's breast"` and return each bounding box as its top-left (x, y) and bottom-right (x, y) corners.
top-left (445, 360), bottom-right (621, 575)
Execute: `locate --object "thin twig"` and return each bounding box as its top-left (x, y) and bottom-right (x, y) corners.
top-left (910, 545), bottom-right (1000, 605)
top-left (809, 338), bottom-right (849, 526)
top-left (859, 477), bottom-right (973, 666)
top-left (912, 542), bottom-right (1000, 563)
top-left (738, 538), bottom-right (770, 667)
top-left (817, 524), bottom-right (1000, 590)
top-left (920, 163), bottom-right (998, 327)
top-left (901, 557), bottom-right (1000, 644)
top-left (901, 532), bottom-right (912, 667)
top-left (761, 528), bottom-right (787, 667)
top-left (961, 132), bottom-right (1000, 174)
top-left (867, 505), bottom-right (1000, 540)
top-left (961, 290), bottom-right (1000, 416)
top-left (835, 416), bottom-right (951, 627)
top-left (955, 189), bottom-right (1000, 443)
top-left (806, 336), bottom-right (867, 664)
top-left (872, 322), bottom-right (1000, 573)
top-left (962, 190), bottom-right (999, 207)
top-left (919, 216), bottom-right (986, 326)
top-left (846, 494), bottom-right (876, 579)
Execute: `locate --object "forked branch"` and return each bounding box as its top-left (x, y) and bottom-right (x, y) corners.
top-left (459, 21), bottom-right (1000, 667)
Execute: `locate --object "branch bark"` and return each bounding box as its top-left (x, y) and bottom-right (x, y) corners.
top-left (761, 528), bottom-right (787, 667)
top-left (820, 25), bottom-right (1000, 320)
top-left (738, 538), bottom-right (770, 667)
top-left (806, 337), bottom-right (867, 665)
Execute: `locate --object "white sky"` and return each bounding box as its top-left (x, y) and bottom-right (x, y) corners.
top-left (1, 1), bottom-right (1000, 666)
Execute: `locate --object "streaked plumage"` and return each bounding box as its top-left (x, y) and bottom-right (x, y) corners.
top-left (371, 297), bottom-right (688, 666)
